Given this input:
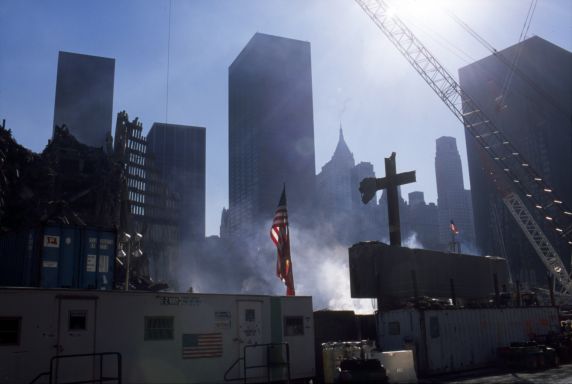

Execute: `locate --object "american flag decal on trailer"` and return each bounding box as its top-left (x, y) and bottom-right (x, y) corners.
top-left (182, 333), bottom-right (223, 359)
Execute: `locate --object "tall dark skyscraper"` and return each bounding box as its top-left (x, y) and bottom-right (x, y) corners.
top-left (435, 136), bottom-right (475, 248)
top-left (147, 123), bottom-right (206, 244)
top-left (53, 51), bottom-right (115, 148)
top-left (228, 33), bottom-right (316, 238)
top-left (459, 36), bottom-right (572, 285)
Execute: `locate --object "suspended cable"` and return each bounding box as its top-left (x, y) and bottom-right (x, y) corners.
top-left (445, 3), bottom-right (567, 118)
top-left (500, 0), bottom-right (537, 107)
top-left (165, 0), bottom-right (173, 126)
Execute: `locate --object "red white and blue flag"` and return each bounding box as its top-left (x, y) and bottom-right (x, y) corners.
top-left (450, 220), bottom-right (459, 235)
top-left (270, 186), bottom-right (295, 296)
top-left (182, 333), bottom-right (223, 359)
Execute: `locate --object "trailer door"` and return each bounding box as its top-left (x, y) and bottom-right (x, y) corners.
top-left (237, 300), bottom-right (264, 380)
top-left (55, 297), bottom-right (97, 382)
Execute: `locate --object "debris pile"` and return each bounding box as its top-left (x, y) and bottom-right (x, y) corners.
top-left (0, 123), bottom-right (123, 232)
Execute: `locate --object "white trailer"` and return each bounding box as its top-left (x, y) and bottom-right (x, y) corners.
top-left (0, 288), bottom-right (315, 383)
top-left (377, 307), bottom-right (559, 376)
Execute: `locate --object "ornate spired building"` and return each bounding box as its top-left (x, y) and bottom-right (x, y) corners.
top-left (228, 33), bottom-right (316, 239)
top-left (316, 127), bottom-right (380, 245)
top-left (459, 36), bottom-right (572, 285)
top-left (434, 136), bottom-right (476, 249)
top-left (317, 127), bottom-right (355, 213)
top-left (53, 51), bottom-right (115, 149)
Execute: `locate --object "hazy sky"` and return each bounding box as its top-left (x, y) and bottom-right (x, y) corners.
top-left (1, 0), bottom-right (571, 236)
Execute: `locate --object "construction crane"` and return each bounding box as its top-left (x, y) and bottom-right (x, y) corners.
top-left (354, 0), bottom-right (572, 292)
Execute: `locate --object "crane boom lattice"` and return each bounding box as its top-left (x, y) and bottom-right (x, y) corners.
top-left (504, 193), bottom-right (571, 292)
top-left (355, 0), bottom-right (572, 290)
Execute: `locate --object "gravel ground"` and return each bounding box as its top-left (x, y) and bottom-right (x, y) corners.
top-left (420, 364), bottom-right (572, 383)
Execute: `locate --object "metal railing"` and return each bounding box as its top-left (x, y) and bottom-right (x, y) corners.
top-left (30, 352), bottom-right (122, 384)
top-left (224, 342), bottom-right (290, 383)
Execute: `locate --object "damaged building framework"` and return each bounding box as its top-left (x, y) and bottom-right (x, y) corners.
top-left (1, 121), bottom-right (122, 231)
top-left (0, 115), bottom-right (184, 290)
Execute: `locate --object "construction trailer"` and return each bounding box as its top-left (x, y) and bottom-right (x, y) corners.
top-left (349, 242), bottom-right (561, 376)
top-left (377, 307), bottom-right (559, 376)
top-left (0, 288), bottom-right (315, 383)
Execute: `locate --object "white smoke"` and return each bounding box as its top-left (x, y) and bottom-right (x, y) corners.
top-left (289, 227), bottom-right (375, 314)
top-left (402, 232), bottom-right (423, 249)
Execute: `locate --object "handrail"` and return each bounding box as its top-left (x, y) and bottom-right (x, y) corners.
top-left (29, 352), bottom-right (121, 384)
top-left (244, 342), bottom-right (291, 384)
top-left (224, 342), bottom-right (291, 383)
top-left (29, 372), bottom-right (49, 384)
top-left (223, 357), bottom-right (244, 382)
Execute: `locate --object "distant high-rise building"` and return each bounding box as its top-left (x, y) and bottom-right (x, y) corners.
top-left (53, 51), bottom-right (115, 148)
top-left (316, 127), bottom-right (371, 244)
top-left (228, 33), bottom-right (316, 238)
top-left (147, 123), bottom-right (206, 244)
top-left (406, 191), bottom-right (440, 250)
top-left (459, 36), bottom-right (572, 285)
top-left (317, 127), bottom-right (355, 214)
top-left (435, 136), bottom-right (476, 248)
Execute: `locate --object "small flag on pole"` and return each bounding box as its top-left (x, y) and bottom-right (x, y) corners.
top-left (270, 185), bottom-right (295, 296)
top-left (450, 220), bottom-right (459, 235)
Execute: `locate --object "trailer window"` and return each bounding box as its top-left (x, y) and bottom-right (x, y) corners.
top-left (69, 311), bottom-right (87, 331)
top-left (429, 316), bottom-right (440, 338)
top-left (245, 309), bottom-right (256, 322)
top-left (283, 316), bottom-right (304, 336)
top-left (0, 317), bottom-right (21, 345)
top-left (388, 321), bottom-right (400, 336)
top-left (144, 316), bottom-right (174, 340)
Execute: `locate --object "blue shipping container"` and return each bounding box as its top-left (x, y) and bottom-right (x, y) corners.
top-left (0, 229), bottom-right (38, 287)
top-left (77, 228), bottom-right (116, 290)
top-left (0, 225), bottom-right (116, 289)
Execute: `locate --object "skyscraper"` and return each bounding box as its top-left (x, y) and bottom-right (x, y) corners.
top-left (317, 127), bottom-right (355, 214)
top-left (435, 136), bottom-right (476, 248)
top-left (53, 51), bottom-right (115, 148)
top-left (228, 33), bottom-right (316, 238)
top-left (316, 127), bottom-right (380, 244)
top-left (406, 191), bottom-right (439, 250)
top-left (459, 36), bottom-right (572, 285)
top-left (147, 123), bottom-right (206, 244)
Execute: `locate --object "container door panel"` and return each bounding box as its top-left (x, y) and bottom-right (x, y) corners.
top-left (237, 300), bottom-right (264, 381)
top-left (56, 299), bottom-right (96, 383)
top-left (41, 228), bottom-right (63, 287)
top-left (80, 230), bottom-right (99, 289)
top-left (59, 228), bottom-right (80, 288)
top-left (97, 232), bottom-right (115, 289)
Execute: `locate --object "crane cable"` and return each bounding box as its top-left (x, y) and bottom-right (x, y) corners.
top-left (499, 0), bottom-right (538, 107)
top-left (443, 2), bottom-right (567, 118)
top-left (165, 0), bottom-right (173, 126)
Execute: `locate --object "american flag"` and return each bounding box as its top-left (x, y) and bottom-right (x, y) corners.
top-left (270, 186), bottom-right (295, 296)
top-left (450, 220), bottom-right (459, 235)
top-left (182, 333), bottom-right (223, 359)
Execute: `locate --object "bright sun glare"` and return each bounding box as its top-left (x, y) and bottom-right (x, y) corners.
top-left (386, 0), bottom-right (457, 24)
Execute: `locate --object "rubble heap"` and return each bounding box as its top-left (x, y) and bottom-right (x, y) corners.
top-left (0, 124), bottom-right (123, 232)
